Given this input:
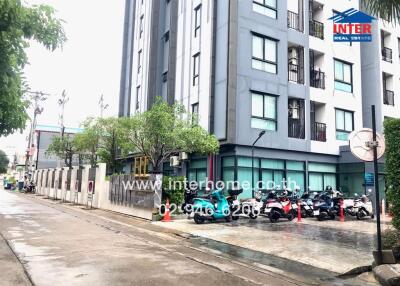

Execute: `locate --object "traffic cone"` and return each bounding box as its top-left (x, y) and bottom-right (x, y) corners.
top-left (340, 199), bottom-right (345, 222)
top-left (297, 201), bottom-right (302, 223)
top-left (162, 199), bottom-right (171, 222)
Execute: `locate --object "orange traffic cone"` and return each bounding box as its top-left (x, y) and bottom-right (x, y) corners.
top-left (162, 199), bottom-right (171, 222)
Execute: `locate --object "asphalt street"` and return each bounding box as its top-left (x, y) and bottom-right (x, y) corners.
top-left (0, 190), bottom-right (378, 286)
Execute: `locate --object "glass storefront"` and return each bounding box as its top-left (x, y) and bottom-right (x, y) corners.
top-left (308, 162), bottom-right (337, 192)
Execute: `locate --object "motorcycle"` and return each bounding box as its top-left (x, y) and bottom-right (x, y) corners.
top-left (192, 189), bottom-right (232, 224)
top-left (313, 187), bottom-right (336, 221)
top-left (297, 191), bottom-right (315, 218)
top-left (225, 187), bottom-right (243, 220)
top-left (264, 188), bottom-right (297, 223)
top-left (181, 184), bottom-right (199, 215)
top-left (354, 195), bottom-right (374, 220)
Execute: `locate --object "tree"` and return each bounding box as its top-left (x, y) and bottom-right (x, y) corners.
top-left (0, 150), bottom-right (9, 173)
top-left (73, 118), bottom-right (100, 167)
top-left (46, 135), bottom-right (77, 168)
top-left (0, 0), bottom-right (66, 137)
top-left (384, 119), bottom-right (400, 230)
top-left (362, 0), bottom-right (400, 22)
top-left (119, 98), bottom-right (219, 173)
top-left (95, 117), bottom-right (123, 174)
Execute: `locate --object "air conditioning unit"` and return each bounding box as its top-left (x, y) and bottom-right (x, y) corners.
top-left (179, 152), bottom-right (188, 161)
top-left (170, 156), bottom-right (180, 167)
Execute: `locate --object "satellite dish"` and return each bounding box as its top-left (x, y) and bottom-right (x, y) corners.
top-left (349, 128), bottom-right (385, 162)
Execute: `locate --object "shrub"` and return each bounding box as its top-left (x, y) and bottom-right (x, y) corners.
top-left (162, 176), bottom-right (185, 206)
top-left (384, 119), bottom-right (400, 230)
top-left (382, 229), bottom-right (400, 261)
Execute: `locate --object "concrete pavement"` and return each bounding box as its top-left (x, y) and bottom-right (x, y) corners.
top-left (0, 190), bottom-right (379, 285)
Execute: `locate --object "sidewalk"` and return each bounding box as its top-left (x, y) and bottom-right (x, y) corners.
top-left (155, 216), bottom-right (393, 275)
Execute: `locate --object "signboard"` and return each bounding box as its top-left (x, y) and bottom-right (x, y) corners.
top-left (365, 173), bottom-right (375, 186)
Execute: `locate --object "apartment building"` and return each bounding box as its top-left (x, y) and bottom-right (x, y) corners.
top-left (119, 0), bottom-right (392, 198)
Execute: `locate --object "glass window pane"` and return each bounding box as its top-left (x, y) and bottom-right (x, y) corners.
top-left (252, 36), bottom-right (263, 59)
top-left (222, 169), bottom-right (235, 184)
top-left (274, 171), bottom-right (284, 190)
top-left (287, 171), bottom-right (305, 193)
top-left (252, 94), bottom-right (264, 117)
top-left (334, 60), bottom-right (343, 80)
top-left (190, 159), bottom-right (207, 169)
top-left (345, 112), bottom-right (353, 131)
top-left (251, 118), bottom-right (276, 131)
top-left (336, 131), bottom-right (349, 141)
top-left (324, 174), bottom-right (337, 190)
top-left (222, 157), bottom-right (235, 167)
top-left (238, 157), bottom-right (259, 168)
top-left (308, 163), bottom-right (336, 173)
top-left (309, 173), bottom-right (323, 192)
top-left (261, 170), bottom-right (273, 189)
top-left (264, 39), bottom-right (276, 63)
top-left (264, 96), bottom-right (276, 119)
top-left (261, 159), bottom-right (284, 169)
top-left (286, 161), bottom-right (304, 171)
top-left (266, 0), bottom-right (276, 8)
top-left (343, 63), bottom-right (351, 83)
top-left (336, 109), bottom-right (345, 130)
top-left (238, 168), bottom-right (259, 199)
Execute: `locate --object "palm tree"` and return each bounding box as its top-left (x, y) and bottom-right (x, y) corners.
top-left (362, 0), bottom-right (400, 22)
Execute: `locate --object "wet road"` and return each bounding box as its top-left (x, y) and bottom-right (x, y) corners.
top-left (0, 190), bottom-right (378, 286)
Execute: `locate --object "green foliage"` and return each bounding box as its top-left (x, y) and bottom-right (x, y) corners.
top-left (74, 118), bottom-right (100, 167)
top-left (119, 97), bottom-right (219, 172)
top-left (382, 229), bottom-right (400, 260)
top-left (384, 118), bottom-right (400, 230)
top-left (46, 135), bottom-right (77, 168)
top-left (0, 0), bottom-right (66, 137)
top-left (162, 176), bottom-right (185, 206)
top-left (362, 0), bottom-right (400, 23)
top-left (0, 149), bottom-right (9, 173)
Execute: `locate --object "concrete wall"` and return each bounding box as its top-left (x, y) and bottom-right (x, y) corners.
top-left (33, 164), bottom-right (156, 220)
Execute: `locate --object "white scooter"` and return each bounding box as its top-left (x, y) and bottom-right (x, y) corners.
top-left (353, 195), bottom-right (374, 220)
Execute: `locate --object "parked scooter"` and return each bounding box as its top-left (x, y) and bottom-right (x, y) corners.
top-left (181, 183), bottom-right (199, 215)
top-left (264, 187), bottom-right (297, 223)
top-left (192, 189), bottom-right (232, 224)
top-left (313, 187), bottom-right (336, 221)
top-left (354, 194), bottom-right (374, 220)
top-left (225, 187), bottom-right (243, 220)
top-left (297, 189), bottom-right (315, 218)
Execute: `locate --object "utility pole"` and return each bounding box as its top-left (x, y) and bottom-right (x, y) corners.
top-left (99, 94), bottom-right (109, 118)
top-left (57, 90), bottom-right (69, 168)
top-left (25, 91), bottom-right (49, 173)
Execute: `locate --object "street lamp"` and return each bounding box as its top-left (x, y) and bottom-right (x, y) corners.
top-left (252, 130), bottom-right (266, 197)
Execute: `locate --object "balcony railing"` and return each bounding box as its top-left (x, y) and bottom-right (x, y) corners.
top-left (288, 63), bottom-right (304, 84)
top-left (288, 118), bottom-right (305, 139)
top-left (382, 47), bottom-right (393, 63)
top-left (310, 69), bottom-right (325, 89)
top-left (288, 11), bottom-right (300, 31)
top-left (311, 122), bottom-right (327, 142)
top-left (309, 20), bottom-right (324, 40)
top-left (384, 90), bottom-right (395, 106)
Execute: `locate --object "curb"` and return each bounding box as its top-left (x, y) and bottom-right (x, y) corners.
top-left (373, 264), bottom-right (400, 286)
top-left (338, 265), bottom-right (372, 278)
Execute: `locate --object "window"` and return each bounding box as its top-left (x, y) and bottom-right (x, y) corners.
top-left (138, 50), bottom-right (142, 73)
top-left (191, 103), bottom-right (199, 125)
top-left (253, 0), bottom-right (277, 19)
top-left (139, 15), bottom-right (144, 38)
top-left (193, 53), bottom-right (200, 86)
top-left (335, 109), bottom-right (354, 140)
top-left (334, 59), bottom-right (353, 92)
top-left (187, 159), bottom-right (207, 191)
top-left (135, 86), bottom-right (141, 110)
top-left (252, 33), bottom-right (278, 74)
top-left (308, 163), bottom-right (337, 192)
top-left (134, 156), bottom-right (148, 178)
top-left (194, 4), bottom-right (201, 37)
top-left (251, 91), bottom-right (277, 131)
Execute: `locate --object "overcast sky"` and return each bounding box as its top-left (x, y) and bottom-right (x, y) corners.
top-left (0, 0), bottom-right (125, 160)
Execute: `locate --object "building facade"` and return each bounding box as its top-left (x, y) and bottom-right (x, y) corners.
top-left (119, 0), bottom-right (396, 198)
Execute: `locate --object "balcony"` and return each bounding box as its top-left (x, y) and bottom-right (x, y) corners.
top-left (288, 118), bottom-right (305, 139)
top-left (288, 63), bottom-right (304, 84)
top-left (311, 122), bottom-right (327, 142)
top-left (309, 20), bottom-right (324, 39)
top-left (310, 69), bottom-right (325, 89)
top-left (382, 47), bottom-right (393, 63)
top-left (288, 11), bottom-right (301, 31)
top-left (384, 90), bottom-right (395, 106)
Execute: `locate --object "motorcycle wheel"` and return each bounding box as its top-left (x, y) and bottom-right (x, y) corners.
top-left (194, 214), bottom-right (205, 224)
top-left (329, 214), bottom-right (335, 220)
top-left (356, 211), bottom-right (363, 220)
top-left (287, 213), bottom-right (294, 221)
top-left (301, 209), bottom-right (307, 218)
top-left (269, 210), bottom-right (280, 223)
top-left (249, 213), bottom-right (258, 219)
top-left (225, 214), bottom-right (233, 222)
top-left (232, 215), bottom-right (240, 220)
top-left (317, 213), bottom-right (325, 221)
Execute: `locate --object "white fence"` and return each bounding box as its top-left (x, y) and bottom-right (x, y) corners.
top-left (32, 164), bottom-right (159, 220)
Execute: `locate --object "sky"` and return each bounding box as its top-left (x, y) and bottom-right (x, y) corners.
top-left (0, 0), bottom-right (125, 161)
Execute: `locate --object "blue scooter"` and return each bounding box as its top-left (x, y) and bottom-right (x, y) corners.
top-left (192, 189), bottom-right (232, 224)
top-left (313, 188), bottom-right (336, 221)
